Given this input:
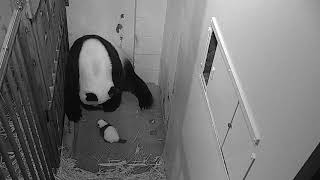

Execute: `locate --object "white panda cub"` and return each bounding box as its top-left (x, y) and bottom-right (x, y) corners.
top-left (97, 119), bottom-right (127, 143)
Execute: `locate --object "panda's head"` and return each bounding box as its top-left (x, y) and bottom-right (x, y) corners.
top-left (78, 38), bottom-right (120, 105)
top-left (82, 86), bottom-right (120, 106)
top-left (97, 119), bottom-right (108, 128)
top-left (79, 83), bottom-right (115, 106)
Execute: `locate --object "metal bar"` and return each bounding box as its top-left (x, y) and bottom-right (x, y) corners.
top-left (0, 78), bottom-right (31, 179)
top-left (0, 84), bottom-right (42, 179)
top-left (45, 109), bottom-right (60, 167)
top-left (57, 106), bottom-right (63, 148)
top-left (13, 38), bottom-right (55, 178)
top-left (48, 105), bottom-right (60, 152)
top-left (54, 43), bottom-right (63, 143)
top-left (221, 101), bottom-right (239, 148)
top-left (35, 109), bottom-right (57, 176)
top-left (243, 153), bottom-right (256, 180)
top-left (0, 103), bottom-right (37, 179)
top-left (14, 35), bottom-right (53, 174)
top-left (132, 0), bottom-right (137, 67)
top-left (30, 18), bottom-right (51, 102)
top-left (59, 31), bottom-right (67, 147)
top-left (53, 95), bottom-right (62, 142)
top-left (0, 90), bottom-right (37, 179)
top-left (43, 111), bottom-right (59, 168)
top-left (0, 134), bottom-right (19, 180)
top-left (50, 86), bottom-right (61, 146)
top-left (0, 164), bottom-right (6, 180)
top-left (6, 63), bottom-right (48, 180)
top-left (0, 10), bottom-right (22, 89)
top-left (9, 49), bottom-right (48, 179)
top-left (40, 119), bottom-right (57, 172)
top-left (19, 9), bottom-right (49, 111)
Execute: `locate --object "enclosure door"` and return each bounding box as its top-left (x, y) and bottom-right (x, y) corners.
top-left (201, 18), bottom-right (259, 180)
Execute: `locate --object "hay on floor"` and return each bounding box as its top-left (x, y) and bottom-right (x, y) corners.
top-left (55, 147), bottom-right (166, 180)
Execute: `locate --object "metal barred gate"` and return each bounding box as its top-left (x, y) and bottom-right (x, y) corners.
top-left (0, 0), bottom-right (68, 179)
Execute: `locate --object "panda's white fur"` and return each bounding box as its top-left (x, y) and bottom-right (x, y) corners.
top-left (78, 39), bottom-right (133, 106)
top-left (97, 119), bottom-right (120, 143)
top-left (79, 39), bottom-right (114, 105)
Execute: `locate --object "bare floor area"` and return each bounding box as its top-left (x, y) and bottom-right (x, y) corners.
top-left (62, 83), bottom-right (166, 173)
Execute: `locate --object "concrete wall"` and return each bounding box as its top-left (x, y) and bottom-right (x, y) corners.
top-left (162, 0), bottom-right (320, 179)
top-left (159, 0), bottom-right (183, 127)
top-left (134, 0), bottom-right (167, 84)
top-left (160, 0), bottom-right (219, 179)
top-left (66, 0), bottom-right (166, 84)
top-left (66, 0), bottom-right (135, 59)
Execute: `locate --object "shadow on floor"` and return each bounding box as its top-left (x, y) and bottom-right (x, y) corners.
top-left (62, 83), bottom-right (166, 173)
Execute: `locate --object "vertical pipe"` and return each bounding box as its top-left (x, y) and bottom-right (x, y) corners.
top-left (133, 0), bottom-right (137, 67)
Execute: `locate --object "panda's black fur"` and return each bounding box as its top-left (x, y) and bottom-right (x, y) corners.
top-left (64, 35), bottom-right (153, 123)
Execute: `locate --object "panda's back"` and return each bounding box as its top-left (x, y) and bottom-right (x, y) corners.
top-left (79, 38), bottom-right (114, 105)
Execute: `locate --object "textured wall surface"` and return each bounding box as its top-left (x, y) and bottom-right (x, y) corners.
top-left (66, 0), bottom-right (166, 84)
top-left (66, 0), bottom-right (135, 58)
top-left (134, 0), bottom-right (167, 84)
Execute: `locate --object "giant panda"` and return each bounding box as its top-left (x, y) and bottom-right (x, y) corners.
top-left (64, 35), bottom-right (153, 155)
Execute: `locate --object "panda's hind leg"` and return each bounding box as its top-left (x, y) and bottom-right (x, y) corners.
top-left (123, 61), bottom-right (153, 109)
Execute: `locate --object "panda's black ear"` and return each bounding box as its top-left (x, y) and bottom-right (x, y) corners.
top-left (108, 86), bottom-right (120, 97)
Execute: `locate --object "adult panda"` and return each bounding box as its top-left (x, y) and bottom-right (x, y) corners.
top-left (64, 35), bottom-right (153, 155)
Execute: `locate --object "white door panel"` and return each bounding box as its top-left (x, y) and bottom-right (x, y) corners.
top-left (206, 45), bottom-right (239, 143)
top-left (222, 104), bottom-right (256, 180)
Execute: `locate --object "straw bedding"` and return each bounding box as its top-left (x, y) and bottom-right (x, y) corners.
top-left (55, 147), bottom-right (166, 180)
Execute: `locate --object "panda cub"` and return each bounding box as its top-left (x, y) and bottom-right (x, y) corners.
top-left (97, 119), bottom-right (127, 143)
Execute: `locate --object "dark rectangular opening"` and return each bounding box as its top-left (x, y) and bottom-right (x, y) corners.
top-left (202, 31), bottom-right (218, 85)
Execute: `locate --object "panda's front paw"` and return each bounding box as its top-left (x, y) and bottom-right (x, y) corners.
top-left (102, 101), bottom-right (119, 112)
top-left (102, 92), bottom-right (121, 112)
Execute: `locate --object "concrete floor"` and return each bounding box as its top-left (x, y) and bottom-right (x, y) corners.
top-left (62, 83), bottom-right (166, 173)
